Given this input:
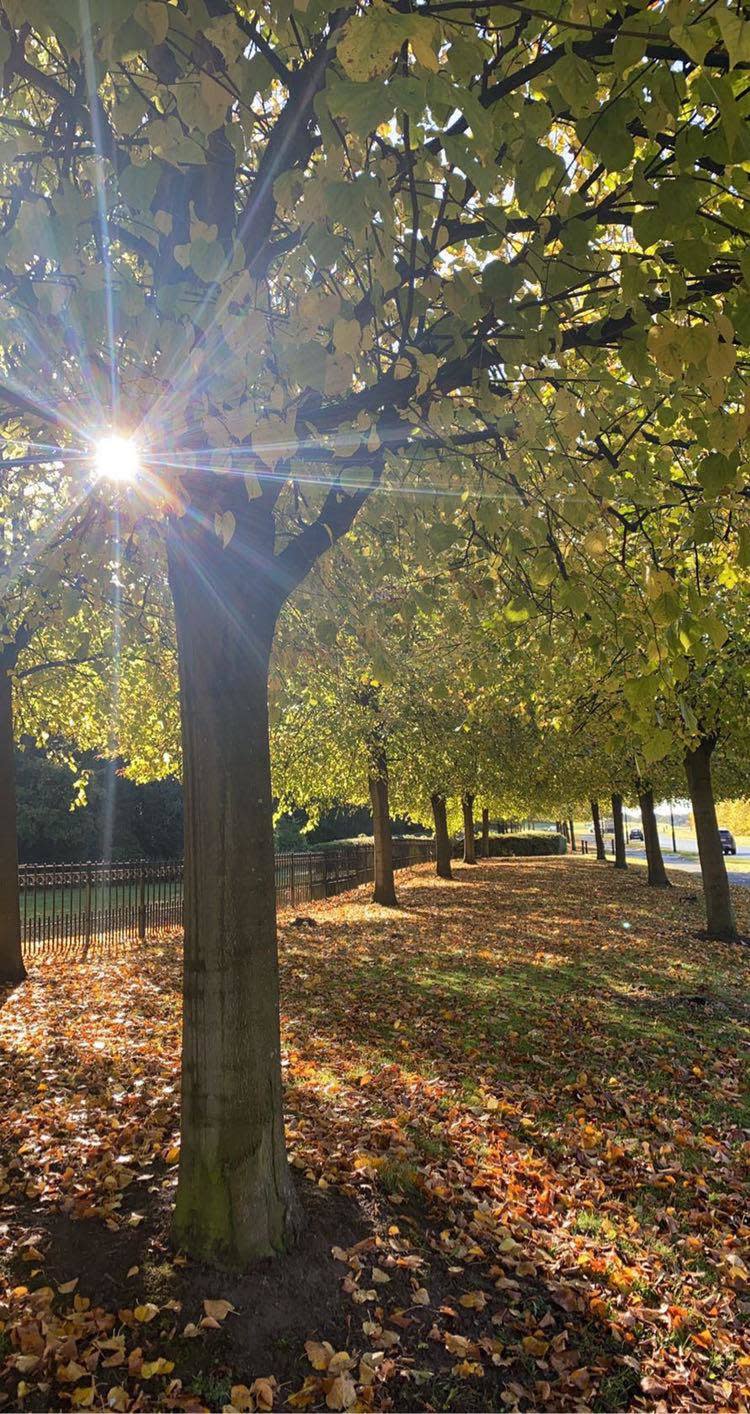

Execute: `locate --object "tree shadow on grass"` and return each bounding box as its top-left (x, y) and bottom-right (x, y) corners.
top-left (1, 859), bottom-right (747, 1409)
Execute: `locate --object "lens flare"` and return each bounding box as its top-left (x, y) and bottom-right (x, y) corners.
top-left (94, 433), bottom-right (140, 483)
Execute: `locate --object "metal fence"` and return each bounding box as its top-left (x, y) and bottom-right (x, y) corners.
top-left (19, 838), bottom-right (436, 956)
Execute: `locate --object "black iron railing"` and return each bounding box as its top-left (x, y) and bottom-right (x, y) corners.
top-left (18, 838), bottom-right (436, 955)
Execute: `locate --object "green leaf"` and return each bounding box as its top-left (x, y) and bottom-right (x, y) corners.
top-left (714, 7), bottom-right (750, 69)
top-left (643, 727), bottom-right (674, 765)
top-left (336, 10), bottom-right (406, 81)
top-left (189, 237), bottom-right (226, 284)
top-left (119, 161), bottom-right (161, 212)
top-left (697, 452), bottom-right (738, 497)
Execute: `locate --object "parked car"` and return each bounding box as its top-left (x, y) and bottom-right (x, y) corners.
top-left (629, 828), bottom-right (644, 841)
top-left (718, 829), bottom-right (737, 855)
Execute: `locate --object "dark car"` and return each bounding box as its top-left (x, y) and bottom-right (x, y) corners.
top-left (629, 828), bottom-right (644, 841)
top-left (718, 829), bottom-right (737, 855)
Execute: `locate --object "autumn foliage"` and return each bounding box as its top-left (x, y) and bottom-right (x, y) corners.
top-left (1, 858), bottom-right (748, 1411)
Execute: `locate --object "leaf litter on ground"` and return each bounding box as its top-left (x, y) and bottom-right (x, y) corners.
top-left (0, 857), bottom-right (748, 1411)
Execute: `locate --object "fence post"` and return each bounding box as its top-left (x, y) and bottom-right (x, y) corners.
top-left (84, 862), bottom-right (93, 953)
top-left (138, 865), bottom-right (147, 941)
top-left (307, 851), bottom-right (313, 902)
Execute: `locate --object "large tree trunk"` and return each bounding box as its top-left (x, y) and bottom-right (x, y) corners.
top-left (638, 785), bottom-right (670, 888)
top-left (462, 793), bottom-right (476, 864)
top-left (431, 793), bottom-right (452, 880)
top-left (480, 807), bottom-right (490, 858)
top-left (568, 816), bottom-right (576, 853)
top-left (612, 793), bottom-right (627, 869)
top-left (684, 738), bottom-right (737, 941)
top-left (167, 520), bottom-right (300, 1268)
top-left (369, 749), bottom-right (397, 906)
top-left (0, 668), bottom-right (25, 985)
top-left (590, 799), bottom-right (606, 861)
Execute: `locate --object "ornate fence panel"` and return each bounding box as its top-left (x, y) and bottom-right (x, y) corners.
top-left (19, 839), bottom-right (436, 955)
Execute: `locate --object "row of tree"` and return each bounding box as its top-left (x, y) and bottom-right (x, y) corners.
top-left (0, 0), bottom-right (748, 1270)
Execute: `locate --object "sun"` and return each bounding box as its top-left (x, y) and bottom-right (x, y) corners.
top-left (94, 433), bottom-right (140, 483)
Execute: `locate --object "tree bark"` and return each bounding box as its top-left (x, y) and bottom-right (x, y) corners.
top-left (561, 819), bottom-right (570, 842)
top-left (166, 518), bottom-right (300, 1268)
top-left (369, 749), bottom-right (397, 906)
top-left (568, 816), bottom-right (576, 853)
top-left (480, 806), bottom-right (490, 857)
top-left (431, 793), bottom-right (452, 880)
top-left (638, 785), bottom-right (670, 888)
top-left (590, 799), bottom-right (606, 861)
top-left (0, 668), bottom-right (25, 985)
top-left (684, 737), bottom-right (737, 941)
top-left (462, 793), bottom-right (476, 864)
top-left (612, 793), bottom-right (627, 869)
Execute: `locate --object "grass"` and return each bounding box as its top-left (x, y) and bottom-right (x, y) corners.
top-left (0, 855), bottom-right (748, 1412)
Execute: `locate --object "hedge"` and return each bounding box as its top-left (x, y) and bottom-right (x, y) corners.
top-left (457, 832), bottom-right (567, 857)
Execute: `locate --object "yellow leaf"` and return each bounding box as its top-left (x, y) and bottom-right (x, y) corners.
top-left (250, 1377), bottom-right (276, 1411)
top-left (203, 1298), bottom-right (236, 1322)
top-left (325, 1374), bottom-right (356, 1411)
top-left (134, 1303), bottom-right (160, 1323)
top-left (107, 1388), bottom-right (129, 1411)
top-left (71, 1387), bottom-right (96, 1409)
top-left (58, 1361), bottom-right (88, 1382)
top-left (214, 510), bottom-right (236, 548)
top-left (453, 1360), bottom-right (484, 1378)
top-left (141, 1359), bottom-right (175, 1378)
top-left (229, 1385), bottom-right (255, 1412)
top-left (327, 1352), bottom-right (353, 1375)
top-left (305, 1339), bottom-right (334, 1371)
top-left (522, 1334), bottom-right (549, 1359)
top-left (459, 1290), bottom-right (487, 1310)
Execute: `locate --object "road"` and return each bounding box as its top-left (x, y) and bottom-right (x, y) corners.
top-left (581, 834), bottom-right (750, 888)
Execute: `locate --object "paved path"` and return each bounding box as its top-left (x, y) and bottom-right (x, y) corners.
top-left (580, 837), bottom-right (750, 889)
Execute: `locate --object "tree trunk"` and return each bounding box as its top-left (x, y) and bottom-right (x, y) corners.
top-left (684, 738), bottom-right (737, 941)
top-left (0, 668), bottom-right (25, 985)
top-left (462, 793), bottom-right (476, 864)
top-left (167, 521), bottom-right (300, 1268)
top-left (612, 793), bottom-right (627, 869)
top-left (568, 817), bottom-right (576, 853)
top-left (562, 819), bottom-right (570, 842)
top-left (431, 793), bottom-right (452, 880)
top-left (369, 751), bottom-right (397, 906)
top-left (638, 785), bottom-right (670, 888)
top-left (590, 799), bottom-right (606, 861)
top-left (480, 807), bottom-right (490, 858)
